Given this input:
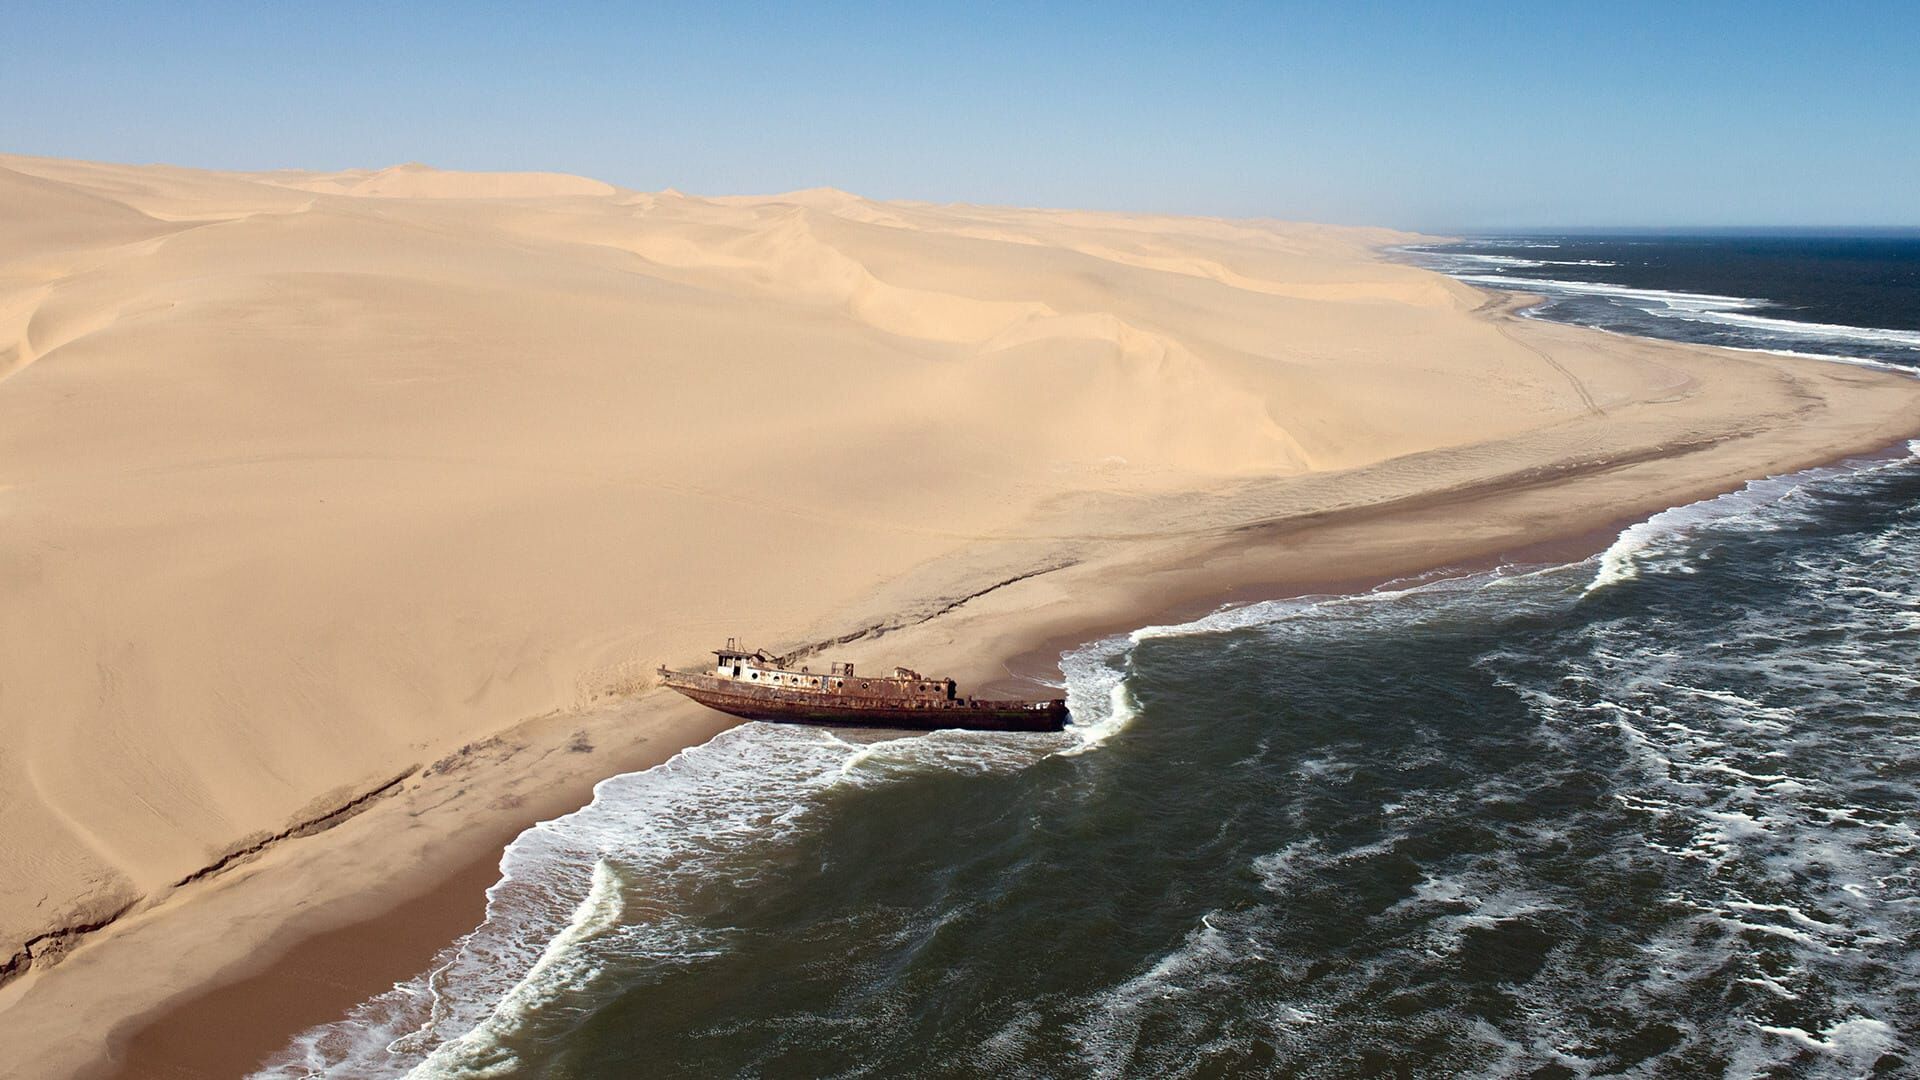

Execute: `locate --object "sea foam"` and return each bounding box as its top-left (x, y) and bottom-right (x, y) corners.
top-left (259, 445), bottom-right (1920, 1079)
top-left (257, 637), bottom-right (1144, 1078)
top-left (1585, 442), bottom-right (1920, 595)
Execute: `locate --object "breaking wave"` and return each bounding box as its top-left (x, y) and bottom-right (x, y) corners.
top-left (256, 641), bottom-right (1138, 1078)
top-left (1447, 272), bottom-right (1920, 352)
top-left (261, 441), bottom-right (1920, 1078)
top-left (1056, 447), bottom-right (1920, 1077)
top-left (1586, 440), bottom-right (1920, 594)
top-left (1401, 237), bottom-right (1920, 371)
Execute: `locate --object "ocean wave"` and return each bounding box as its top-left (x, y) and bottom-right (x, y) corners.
top-left (257, 639), bottom-right (1141, 1078)
top-left (1126, 570), bottom-right (1534, 644)
top-left (1431, 253), bottom-right (1551, 269)
top-left (1420, 253), bottom-right (1619, 271)
top-left (259, 724), bottom-right (876, 1078)
top-left (1053, 636), bottom-right (1142, 755)
top-left (406, 859), bottom-right (631, 1078)
top-left (1450, 273), bottom-right (1759, 310)
top-left (1686, 306), bottom-right (1920, 348)
top-left (1585, 441), bottom-right (1920, 594)
top-left (1496, 506), bottom-right (1920, 1071)
top-left (1441, 268), bottom-right (1920, 366)
top-left (263, 444), bottom-right (1920, 1078)
top-left (1068, 447), bottom-right (1920, 1075)
top-left (1716, 343), bottom-right (1916, 373)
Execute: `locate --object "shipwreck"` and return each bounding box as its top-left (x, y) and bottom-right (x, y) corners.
top-left (658, 640), bottom-right (1068, 732)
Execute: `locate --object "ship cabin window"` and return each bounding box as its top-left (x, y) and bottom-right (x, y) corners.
top-left (732, 665), bottom-right (741, 676)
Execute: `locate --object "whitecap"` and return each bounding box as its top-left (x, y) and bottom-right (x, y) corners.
top-left (1584, 444), bottom-right (1920, 594)
top-left (261, 633), bottom-right (1153, 1076)
top-left (405, 859), bottom-right (630, 1078)
top-left (1756, 1017), bottom-right (1896, 1061)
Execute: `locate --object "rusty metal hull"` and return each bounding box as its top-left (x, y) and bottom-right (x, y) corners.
top-left (660, 671), bottom-right (1068, 732)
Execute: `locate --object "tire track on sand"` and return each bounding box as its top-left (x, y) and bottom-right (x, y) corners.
top-left (1479, 295), bottom-right (1604, 416)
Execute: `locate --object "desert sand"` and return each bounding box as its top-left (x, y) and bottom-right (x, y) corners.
top-left (1, 153), bottom-right (1917, 1077)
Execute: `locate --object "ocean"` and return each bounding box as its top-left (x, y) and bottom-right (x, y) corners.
top-left (1401, 232), bottom-right (1920, 372)
top-left (263, 237), bottom-right (1920, 1079)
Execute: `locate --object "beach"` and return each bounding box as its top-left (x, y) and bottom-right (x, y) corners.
top-left (3, 155), bottom-right (1919, 1078)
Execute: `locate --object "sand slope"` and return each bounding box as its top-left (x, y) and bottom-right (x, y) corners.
top-left (3, 153), bottom-right (1919, 998)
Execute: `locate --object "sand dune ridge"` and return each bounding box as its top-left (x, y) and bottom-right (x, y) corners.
top-left (4, 154), bottom-right (1919, 1037)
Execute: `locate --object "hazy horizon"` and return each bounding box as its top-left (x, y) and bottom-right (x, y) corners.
top-left (5, 3), bottom-right (1917, 230)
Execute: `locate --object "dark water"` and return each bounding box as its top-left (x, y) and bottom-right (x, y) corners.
top-left (1402, 233), bottom-right (1920, 371)
top-left (267, 448), bottom-right (1920, 1079)
top-left (265, 241), bottom-right (1920, 1079)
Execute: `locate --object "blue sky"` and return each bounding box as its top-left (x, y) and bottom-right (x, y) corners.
top-left (4, 2), bottom-right (1915, 228)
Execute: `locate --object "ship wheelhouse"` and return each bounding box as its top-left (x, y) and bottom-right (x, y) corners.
top-left (707, 639), bottom-right (955, 701)
top-left (658, 640), bottom-right (1067, 732)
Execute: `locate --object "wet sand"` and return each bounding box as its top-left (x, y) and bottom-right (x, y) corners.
top-left (98, 431), bottom-right (1920, 1079)
top-left (6, 154), bottom-right (1920, 1078)
top-left (103, 853), bottom-right (505, 1080)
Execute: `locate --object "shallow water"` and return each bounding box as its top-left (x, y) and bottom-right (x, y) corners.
top-left (262, 440), bottom-right (1920, 1079)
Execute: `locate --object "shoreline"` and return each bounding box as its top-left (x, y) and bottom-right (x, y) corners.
top-left (66, 704), bottom-right (738, 1080)
top-left (6, 157), bottom-right (1920, 1078)
top-left (98, 423), bottom-right (1920, 1079)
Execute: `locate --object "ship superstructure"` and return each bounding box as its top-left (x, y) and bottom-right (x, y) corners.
top-left (658, 640), bottom-right (1068, 732)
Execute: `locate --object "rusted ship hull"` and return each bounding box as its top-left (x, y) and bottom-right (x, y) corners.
top-left (661, 671), bottom-right (1068, 732)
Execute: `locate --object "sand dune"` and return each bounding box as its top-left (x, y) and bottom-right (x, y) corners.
top-left (3, 153), bottom-right (1919, 1064)
top-left (255, 161), bottom-right (618, 199)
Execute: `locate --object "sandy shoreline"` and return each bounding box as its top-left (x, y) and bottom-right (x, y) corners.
top-left (38, 426), bottom-right (1920, 1080)
top-left (6, 154), bottom-right (1920, 1078)
top-left (94, 424), bottom-right (1920, 1079)
top-left (101, 515), bottom-right (1641, 1080)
